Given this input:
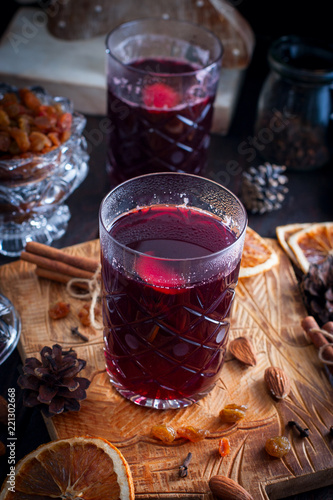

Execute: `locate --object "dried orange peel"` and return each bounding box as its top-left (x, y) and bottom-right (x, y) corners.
top-left (276, 222), bottom-right (333, 273)
top-left (287, 222), bottom-right (333, 273)
top-left (276, 223), bottom-right (312, 265)
top-left (239, 226), bottom-right (279, 278)
top-left (0, 436), bottom-right (135, 500)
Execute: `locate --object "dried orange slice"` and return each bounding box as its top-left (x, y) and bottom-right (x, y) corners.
top-left (0, 436), bottom-right (135, 499)
top-left (276, 223), bottom-right (311, 264)
top-left (288, 222), bottom-right (333, 274)
top-left (239, 226), bottom-right (279, 278)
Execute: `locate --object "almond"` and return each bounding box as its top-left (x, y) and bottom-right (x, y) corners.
top-left (209, 475), bottom-right (253, 500)
top-left (264, 366), bottom-right (291, 399)
top-left (229, 336), bottom-right (257, 366)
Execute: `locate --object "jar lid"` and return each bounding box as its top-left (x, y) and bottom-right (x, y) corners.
top-left (268, 35), bottom-right (333, 83)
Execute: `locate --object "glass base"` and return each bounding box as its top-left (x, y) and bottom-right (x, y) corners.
top-left (0, 205), bottom-right (71, 257)
top-left (0, 294), bottom-right (21, 365)
top-left (106, 369), bottom-right (211, 410)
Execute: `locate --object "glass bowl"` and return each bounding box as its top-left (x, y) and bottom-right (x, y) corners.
top-left (0, 84), bottom-right (89, 257)
top-left (0, 293), bottom-right (21, 365)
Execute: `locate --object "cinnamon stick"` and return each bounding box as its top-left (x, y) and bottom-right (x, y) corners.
top-left (25, 241), bottom-right (99, 273)
top-left (21, 251), bottom-right (94, 280)
top-left (301, 316), bottom-right (333, 376)
top-left (35, 267), bottom-right (88, 289)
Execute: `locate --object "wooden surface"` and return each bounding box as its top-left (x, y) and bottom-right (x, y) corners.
top-left (1, 239), bottom-right (332, 499)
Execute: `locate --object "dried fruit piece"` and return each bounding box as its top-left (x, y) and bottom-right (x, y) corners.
top-left (0, 87), bottom-right (73, 159)
top-left (276, 223), bottom-right (311, 265)
top-left (0, 436), bottom-right (135, 499)
top-left (264, 366), bottom-right (291, 399)
top-left (48, 301), bottom-right (70, 320)
top-left (78, 303), bottom-right (91, 326)
top-left (239, 226), bottom-right (279, 278)
top-left (151, 424), bottom-right (176, 444)
top-left (176, 426), bottom-right (209, 442)
top-left (29, 131), bottom-right (52, 152)
top-left (219, 404), bottom-right (248, 423)
top-left (288, 222), bottom-right (333, 274)
top-left (209, 475), bottom-right (253, 500)
top-left (218, 437), bottom-right (231, 457)
top-left (265, 436), bottom-right (291, 458)
top-left (229, 337), bottom-right (257, 366)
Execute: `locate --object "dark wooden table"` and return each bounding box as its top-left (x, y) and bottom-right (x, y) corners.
top-left (1, 4), bottom-right (333, 498)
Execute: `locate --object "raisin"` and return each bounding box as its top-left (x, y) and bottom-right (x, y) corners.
top-left (10, 127), bottom-right (30, 152)
top-left (176, 426), bottom-right (209, 442)
top-left (48, 301), bottom-right (70, 320)
top-left (219, 404), bottom-right (248, 423)
top-left (218, 437), bottom-right (231, 457)
top-left (78, 304), bottom-right (91, 327)
top-left (29, 131), bottom-right (52, 152)
top-left (151, 424), bottom-right (176, 444)
top-left (19, 88), bottom-right (42, 110)
top-left (0, 110), bottom-right (10, 129)
top-left (265, 436), bottom-right (291, 458)
top-left (0, 88), bottom-right (73, 160)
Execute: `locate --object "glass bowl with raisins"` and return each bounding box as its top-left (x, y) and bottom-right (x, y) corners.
top-left (0, 84), bottom-right (89, 257)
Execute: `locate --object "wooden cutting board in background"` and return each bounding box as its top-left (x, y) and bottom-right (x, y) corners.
top-left (0, 239), bottom-right (332, 499)
top-left (0, 0), bottom-right (255, 134)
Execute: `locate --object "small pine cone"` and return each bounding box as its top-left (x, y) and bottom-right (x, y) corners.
top-left (301, 255), bottom-right (333, 324)
top-left (241, 163), bottom-right (289, 214)
top-left (18, 344), bottom-right (90, 418)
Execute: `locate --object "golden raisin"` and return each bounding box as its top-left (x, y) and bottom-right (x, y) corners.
top-left (176, 426), bottom-right (209, 442)
top-left (48, 301), bottom-right (70, 320)
top-left (10, 127), bottom-right (30, 152)
top-left (0, 88), bottom-right (72, 159)
top-left (218, 437), bottom-right (231, 457)
top-left (151, 424), bottom-right (176, 444)
top-left (19, 88), bottom-right (42, 110)
top-left (219, 404), bottom-right (248, 423)
top-left (29, 131), bottom-right (52, 152)
top-left (78, 303), bottom-right (91, 327)
top-left (265, 436), bottom-right (291, 458)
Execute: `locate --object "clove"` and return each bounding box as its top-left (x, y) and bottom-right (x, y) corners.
top-left (179, 452), bottom-right (192, 478)
top-left (288, 420), bottom-right (309, 438)
top-left (71, 326), bottom-right (89, 342)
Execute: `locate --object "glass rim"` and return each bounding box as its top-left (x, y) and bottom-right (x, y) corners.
top-left (269, 35), bottom-right (333, 83)
top-left (105, 17), bottom-right (223, 77)
top-left (99, 172), bottom-right (247, 264)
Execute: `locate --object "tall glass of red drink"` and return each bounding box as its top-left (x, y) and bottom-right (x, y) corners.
top-left (105, 18), bottom-right (223, 185)
top-left (99, 173), bottom-right (247, 409)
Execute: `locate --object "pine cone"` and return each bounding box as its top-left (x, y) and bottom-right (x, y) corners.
top-left (241, 163), bottom-right (289, 214)
top-left (301, 255), bottom-right (333, 324)
top-left (18, 344), bottom-right (90, 417)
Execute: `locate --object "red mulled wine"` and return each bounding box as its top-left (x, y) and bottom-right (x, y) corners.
top-left (106, 58), bottom-right (215, 184)
top-left (102, 205), bottom-right (241, 408)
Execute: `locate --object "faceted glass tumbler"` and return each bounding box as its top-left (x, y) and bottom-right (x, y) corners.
top-left (99, 173), bottom-right (247, 409)
top-left (105, 18), bottom-right (223, 185)
top-left (0, 85), bottom-right (89, 257)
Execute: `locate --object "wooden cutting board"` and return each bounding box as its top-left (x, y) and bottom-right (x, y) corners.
top-left (1, 239), bottom-right (333, 499)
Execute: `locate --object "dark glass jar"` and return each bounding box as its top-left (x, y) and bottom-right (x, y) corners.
top-left (254, 35), bottom-right (333, 171)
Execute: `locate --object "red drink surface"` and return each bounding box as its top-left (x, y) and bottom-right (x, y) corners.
top-left (107, 58), bottom-right (215, 184)
top-left (102, 205), bottom-right (240, 406)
